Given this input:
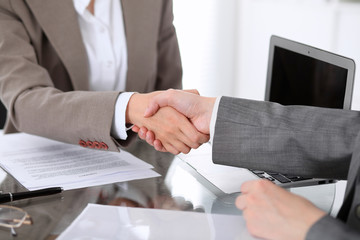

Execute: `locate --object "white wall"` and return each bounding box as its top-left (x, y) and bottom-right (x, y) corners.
top-left (174, 0), bottom-right (360, 109)
top-left (173, 0), bottom-right (238, 97)
top-left (237, 0), bottom-right (360, 110)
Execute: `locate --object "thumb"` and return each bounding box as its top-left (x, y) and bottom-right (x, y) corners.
top-left (144, 101), bottom-right (161, 117)
top-left (144, 92), bottom-right (172, 117)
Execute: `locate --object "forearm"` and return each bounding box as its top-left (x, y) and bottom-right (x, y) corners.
top-left (212, 97), bottom-right (360, 179)
top-left (9, 87), bottom-right (122, 151)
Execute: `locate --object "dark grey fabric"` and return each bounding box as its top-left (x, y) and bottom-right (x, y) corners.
top-left (213, 96), bottom-right (360, 238)
top-left (0, 100), bottom-right (5, 129)
top-left (307, 215), bottom-right (360, 240)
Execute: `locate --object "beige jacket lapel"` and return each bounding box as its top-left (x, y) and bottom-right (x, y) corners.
top-left (122, 0), bottom-right (141, 92)
top-left (122, 0), bottom-right (160, 93)
top-left (26, 0), bottom-right (89, 90)
top-left (26, 0), bottom-right (158, 93)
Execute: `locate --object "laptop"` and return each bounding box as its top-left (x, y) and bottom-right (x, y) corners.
top-left (249, 35), bottom-right (356, 187)
top-left (178, 35), bottom-right (355, 193)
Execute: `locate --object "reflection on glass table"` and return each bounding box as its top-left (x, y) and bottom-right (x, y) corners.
top-left (0, 138), bottom-right (335, 239)
top-left (176, 143), bottom-right (336, 214)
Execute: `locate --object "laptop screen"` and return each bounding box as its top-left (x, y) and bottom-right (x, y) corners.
top-left (265, 36), bottom-right (355, 110)
top-left (270, 46), bottom-right (348, 109)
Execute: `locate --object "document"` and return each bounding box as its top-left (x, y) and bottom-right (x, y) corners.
top-left (0, 133), bottom-right (159, 190)
top-left (58, 204), bottom-right (258, 240)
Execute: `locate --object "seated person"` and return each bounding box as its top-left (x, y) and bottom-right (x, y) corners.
top-left (0, 0), bottom-right (207, 154)
top-left (134, 89), bottom-right (360, 240)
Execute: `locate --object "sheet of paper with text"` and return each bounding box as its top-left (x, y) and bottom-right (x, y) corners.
top-left (0, 133), bottom-right (159, 190)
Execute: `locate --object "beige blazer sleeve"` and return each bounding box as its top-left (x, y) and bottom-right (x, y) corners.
top-left (0, 0), bottom-right (182, 152)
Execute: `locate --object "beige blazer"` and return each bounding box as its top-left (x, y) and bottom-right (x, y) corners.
top-left (0, 0), bottom-right (182, 151)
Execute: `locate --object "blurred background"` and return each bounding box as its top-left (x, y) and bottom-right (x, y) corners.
top-left (1, 0), bottom-right (360, 129)
top-left (173, 0), bottom-right (360, 110)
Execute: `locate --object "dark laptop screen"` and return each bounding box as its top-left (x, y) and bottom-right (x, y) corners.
top-left (269, 46), bottom-right (348, 109)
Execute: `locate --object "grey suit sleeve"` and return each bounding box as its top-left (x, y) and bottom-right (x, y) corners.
top-left (306, 215), bottom-right (360, 240)
top-left (212, 97), bottom-right (360, 179)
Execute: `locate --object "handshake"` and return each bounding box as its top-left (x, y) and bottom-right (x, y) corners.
top-left (126, 89), bottom-right (216, 155)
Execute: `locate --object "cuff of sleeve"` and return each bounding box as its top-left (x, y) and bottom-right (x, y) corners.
top-left (210, 96), bottom-right (222, 144)
top-left (111, 92), bottom-right (135, 140)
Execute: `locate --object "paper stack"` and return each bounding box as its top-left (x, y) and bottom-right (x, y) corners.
top-left (0, 133), bottom-right (159, 190)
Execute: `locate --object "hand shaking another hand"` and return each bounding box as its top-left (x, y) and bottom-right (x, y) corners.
top-left (129, 89), bottom-right (216, 154)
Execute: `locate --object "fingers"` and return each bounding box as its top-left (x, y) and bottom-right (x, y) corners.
top-left (163, 142), bottom-right (184, 155)
top-left (161, 112), bottom-right (207, 153)
top-left (236, 180), bottom-right (270, 210)
top-left (138, 127), bottom-right (148, 141)
top-left (144, 90), bottom-right (173, 117)
top-left (240, 180), bottom-right (255, 194)
top-left (235, 194), bottom-right (246, 210)
top-left (235, 179), bottom-right (326, 240)
top-left (138, 105), bottom-right (209, 154)
top-left (162, 135), bottom-right (191, 154)
top-left (183, 89), bottom-right (200, 95)
top-left (144, 89), bottom-right (201, 117)
top-left (145, 131), bottom-right (155, 146)
top-left (136, 127), bottom-right (187, 154)
top-left (153, 140), bottom-right (167, 152)
top-left (132, 125), bottom-right (140, 133)
top-left (136, 127), bottom-right (156, 147)
top-left (138, 127), bottom-right (188, 154)
top-left (178, 128), bottom-right (209, 150)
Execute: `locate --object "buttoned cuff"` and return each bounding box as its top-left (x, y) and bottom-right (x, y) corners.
top-left (111, 92), bottom-right (135, 140)
top-left (210, 96), bottom-right (222, 144)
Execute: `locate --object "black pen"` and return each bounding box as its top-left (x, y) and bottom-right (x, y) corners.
top-left (0, 187), bottom-right (63, 203)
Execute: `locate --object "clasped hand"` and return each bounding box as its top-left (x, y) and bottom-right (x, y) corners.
top-left (130, 89), bottom-right (215, 154)
top-left (126, 89), bottom-right (212, 155)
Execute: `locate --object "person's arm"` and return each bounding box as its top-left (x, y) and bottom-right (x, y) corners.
top-left (126, 92), bottom-right (209, 155)
top-left (142, 91), bottom-right (360, 239)
top-left (0, 3), bottom-right (206, 154)
top-left (0, 1), bottom-right (122, 151)
top-left (143, 89), bottom-right (360, 179)
top-left (306, 215), bottom-right (360, 240)
top-left (133, 89), bottom-right (215, 151)
top-left (213, 96), bottom-right (360, 179)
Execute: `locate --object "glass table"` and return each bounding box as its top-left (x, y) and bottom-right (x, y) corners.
top-left (0, 138), bottom-right (335, 239)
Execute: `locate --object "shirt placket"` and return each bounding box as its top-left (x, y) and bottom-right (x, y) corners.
top-left (95, 20), bottom-right (116, 91)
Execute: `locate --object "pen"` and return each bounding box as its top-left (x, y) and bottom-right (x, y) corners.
top-left (0, 187), bottom-right (63, 204)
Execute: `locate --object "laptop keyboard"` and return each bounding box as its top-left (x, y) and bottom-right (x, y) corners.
top-left (250, 170), bottom-right (312, 184)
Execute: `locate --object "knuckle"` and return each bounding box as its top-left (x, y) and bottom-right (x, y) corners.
top-left (183, 147), bottom-right (191, 154)
top-left (255, 179), bottom-right (268, 189)
top-left (260, 179), bottom-right (272, 189)
top-left (246, 194), bottom-right (257, 204)
top-left (191, 134), bottom-right (201, 143)
top-left (192, 143), bottom-right (201, 149)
